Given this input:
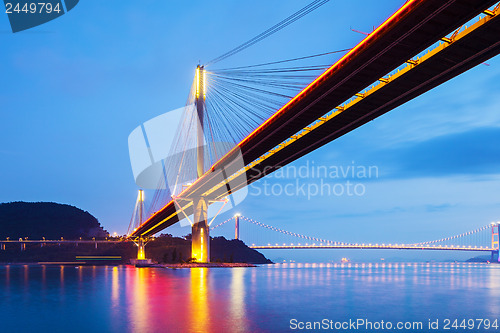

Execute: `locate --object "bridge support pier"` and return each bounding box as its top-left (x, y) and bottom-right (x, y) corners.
top-left (1, 243), bottom-right (4, 250)
top-left (191, 197), bottom-right (209, 263)
top-left (137, 237), bottom-right (146, 260)
top-left (130, 237), bottom-right (152, 266)
top-left (491, 250), bottom-right (499, 263)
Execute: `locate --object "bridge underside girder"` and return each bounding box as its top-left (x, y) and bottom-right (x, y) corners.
top-left (240, 9), bottom-right (500, 190)
top-left (208, 4), bottom-right (500, 200)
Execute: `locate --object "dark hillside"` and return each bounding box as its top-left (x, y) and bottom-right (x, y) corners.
top-left (0, 202), bottom-right (108, 239)
top-left (0, 202), bottom-right (272, 264)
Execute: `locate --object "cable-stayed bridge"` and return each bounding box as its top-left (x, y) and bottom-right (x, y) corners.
top-left (127, 0), bottom-right (500, 263)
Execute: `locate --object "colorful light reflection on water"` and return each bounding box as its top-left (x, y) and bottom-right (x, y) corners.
top-left (0, 263), bottom-right (499, 332)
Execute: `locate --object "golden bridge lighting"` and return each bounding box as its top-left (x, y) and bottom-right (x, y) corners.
top-left (195, 66), bottom-right (200, 98)
top-left (195, 66), bottom-right (206, 99)
top-left (137, 247), bottom-right (145, 260)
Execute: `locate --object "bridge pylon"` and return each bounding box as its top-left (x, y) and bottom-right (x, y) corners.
top-left (191, 65), bottom-right (210, 263)
top-left (129, 190), bottom-right (153, 266)
top-left (491, 223), bottom-right (499, 262)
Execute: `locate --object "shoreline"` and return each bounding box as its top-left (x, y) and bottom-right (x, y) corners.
top-left (158, 262), bottom-right (258, 268)
top-left (0, 261), bottom-right (261, 267)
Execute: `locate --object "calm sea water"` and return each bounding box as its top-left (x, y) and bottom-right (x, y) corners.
top-left (0, 263), bottom-right (499, 332)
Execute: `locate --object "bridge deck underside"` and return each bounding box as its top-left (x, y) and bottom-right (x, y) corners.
top-left (240, 11), bottom-right (500, 190)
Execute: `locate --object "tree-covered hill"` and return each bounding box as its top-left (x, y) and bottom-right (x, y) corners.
top-left (0, 202), bottom-right (108, 239)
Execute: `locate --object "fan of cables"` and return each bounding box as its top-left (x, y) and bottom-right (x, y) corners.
top-left (143, 0), bottom-right (349, 218)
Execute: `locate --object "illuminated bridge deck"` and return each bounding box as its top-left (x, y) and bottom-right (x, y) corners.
top-left (250, 245), bottom-right (495, 252)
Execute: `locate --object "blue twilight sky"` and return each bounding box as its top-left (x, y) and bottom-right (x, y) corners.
top-left (1, 1), bottom-right (500, 262)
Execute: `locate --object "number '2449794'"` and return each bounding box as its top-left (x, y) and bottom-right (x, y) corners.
top-left (5, 2), bottom-right (61, 14)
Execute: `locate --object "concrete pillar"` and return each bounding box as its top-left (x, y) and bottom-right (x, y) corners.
top-left (137, 237), bottom-right (146, 260)
top-left (192, 197), bottom-right (209, 263)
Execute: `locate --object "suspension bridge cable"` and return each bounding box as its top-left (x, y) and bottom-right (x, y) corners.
top-left (211, 49), bottom-right (351, 71)
top-left (144, 49), bottom-right (353, 218)
top-left (210, 216), bottom-right (235, 230)
top-left (239, 215), bottom-right (347, 245)
top-left (143, 51), bottom-right (349, 218)
top-left (205, 0), bottom-right (331, 66)
top-left (412, 225), bottom-right (491, 246)
top-left (126, 198), bottom-right (140, 236)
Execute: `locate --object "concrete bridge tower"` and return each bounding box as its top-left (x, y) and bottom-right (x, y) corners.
top-left (191, 65), bottom-right (210, 263)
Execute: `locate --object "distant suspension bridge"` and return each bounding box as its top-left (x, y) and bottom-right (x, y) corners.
top-left (210, 215), bottom-right (500, 257)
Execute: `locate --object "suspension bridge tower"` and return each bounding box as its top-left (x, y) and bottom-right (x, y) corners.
top-left (491, 222), bottom-right (499, 262)
top-left (235, 214), bottom-right (240, 240)
top-left (191, 65), bottom-right (210, 263)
